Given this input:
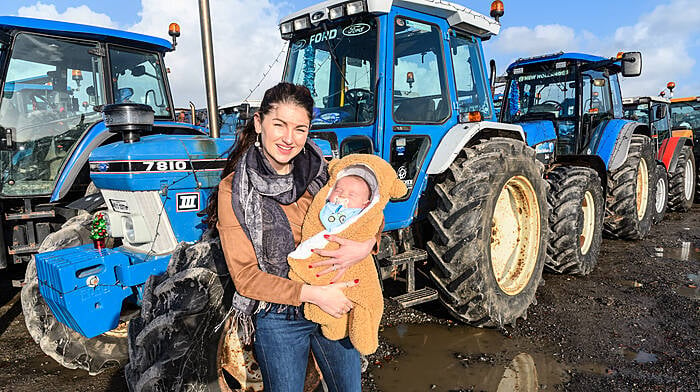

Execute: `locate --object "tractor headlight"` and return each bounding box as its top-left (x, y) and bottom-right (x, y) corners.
top-left (346, 1), bottom-right (366, 16)
top-left (104, 212), bottom-right (124, 238)
top-left (293, 16), bottom-right (311, 31)
top-left (122, 215), bottom-right (151, 244)
top-left (280, 21), bottom-right (293, 35)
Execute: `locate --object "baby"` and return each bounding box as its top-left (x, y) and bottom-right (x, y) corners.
top-left (288, 154), bottom-right (407, 355)
top-left (319, 174), bottom-right (373, 231)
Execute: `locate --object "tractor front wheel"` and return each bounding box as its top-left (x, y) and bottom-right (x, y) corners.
top-left (20, 212), bottom-right (129, 375)
top-left (604, 135), bottom-right (655, 239)
top-left (546, 166), bottom-right (604, 275)
top-left (125, 239), bottom-right (264, 392)
top-left (668, 145), bottom-right (696, 212)
top-left (427, 138), bottom-right (547, 327)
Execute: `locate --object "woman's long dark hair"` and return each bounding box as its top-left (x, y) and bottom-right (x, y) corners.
top-left (205, 82), bottom-right (314, 228)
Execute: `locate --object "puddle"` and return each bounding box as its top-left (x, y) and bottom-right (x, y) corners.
top-left (619, 348), bottom-right (658, 363)
top-left (373, 324), bottom-right (570, 391)
top-left (653, 242), bottom-right (700, 262)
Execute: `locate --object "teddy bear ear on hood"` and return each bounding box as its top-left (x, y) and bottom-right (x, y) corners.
top-left (390, 177), bottom-right (408, 199)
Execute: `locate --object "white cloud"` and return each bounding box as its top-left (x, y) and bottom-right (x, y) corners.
top-left (491, 24), bottom-right (578, 55)
top-left (17, 2), bottom-right (118, 29)
top-left (130, 0), bottom-right (286, 107)
top-left (15, 0), bottom-right (286, 107)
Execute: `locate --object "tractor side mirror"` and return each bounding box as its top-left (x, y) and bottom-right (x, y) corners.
top-left (131, 65), bottom-right (146, 77)
top-left (621, 52), bottom-right (642, 77)
top-left (656, 105), bottom-right (667, 120)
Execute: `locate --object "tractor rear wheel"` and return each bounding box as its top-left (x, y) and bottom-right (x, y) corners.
top-left (546, 166), bottom-right (604, 275)
top-left (652, 164), bottom-right (668, 224)
top-left (604, 135), bottom-right (655, 240)
top-left (20, 212), bottom-right (129, 375)
top-left (427, 138), bottom-right (547, 327)
top-left (668, 145), bottom-right (696, 212)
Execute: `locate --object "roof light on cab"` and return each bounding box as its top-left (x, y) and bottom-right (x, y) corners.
top-left (346, 1), bottom-right (367, 16)
top-left (490, 0), bottom-right (504, 22)
top-left (168, 22), bottom-right (180, 48)
top-left (329, 4), bottom-right (346, 20)
top-left (293, 15), bottom-right (311, 31)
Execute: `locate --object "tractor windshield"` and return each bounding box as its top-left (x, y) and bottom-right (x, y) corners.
top-left (0, 33), bottom-right (106, 196)
top-left (670, 100), bottom-right (700, 130)
top-left (283, 16), bottom-right (378, 127)
top-left (108, 47), bottom-right (171, 117)
top-left (502, 65), bottom-right (576, 123)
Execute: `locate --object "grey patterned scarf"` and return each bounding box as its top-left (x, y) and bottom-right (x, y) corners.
top-left (228, 141), bottom-right (328, 343)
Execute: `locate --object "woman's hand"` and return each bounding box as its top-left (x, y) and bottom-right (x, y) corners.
top-left (300, 280), bottom-right (358, 318)
top-left (311, 235), bottom-right (376, 282)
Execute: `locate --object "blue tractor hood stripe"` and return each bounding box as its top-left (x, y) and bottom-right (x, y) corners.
top-left (0, 16), bottom-right (172, 53)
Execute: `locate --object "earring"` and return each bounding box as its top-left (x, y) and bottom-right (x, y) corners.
top-left (254, 134), bottom-right (261, 148)
top-left (303, 145), bottom-right (306, 155)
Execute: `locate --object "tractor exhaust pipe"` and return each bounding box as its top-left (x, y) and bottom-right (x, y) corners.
top-left (198, 0), bottom-right (220, 138)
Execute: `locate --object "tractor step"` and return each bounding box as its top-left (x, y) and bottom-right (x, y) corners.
top-left (5, 210), bottom-right (55, 220)
top-left (9, 244), bottom-right (39, 255)
top-left (391, 287), bottom-right (438, 308)
top-left (379, 249), bottom-right (427, 268)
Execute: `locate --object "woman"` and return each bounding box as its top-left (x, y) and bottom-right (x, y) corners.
top-left (208, 82), bottom-right (377, 391)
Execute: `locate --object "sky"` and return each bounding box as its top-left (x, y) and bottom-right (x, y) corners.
top-left (1, 0), bottom-right (698, 107)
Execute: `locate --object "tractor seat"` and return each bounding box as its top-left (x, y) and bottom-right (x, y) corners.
top-left (394, 96), bottom-right (435, 122)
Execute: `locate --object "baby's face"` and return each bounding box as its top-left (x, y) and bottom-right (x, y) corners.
top-left (328, 176), bottom-right (371, 209)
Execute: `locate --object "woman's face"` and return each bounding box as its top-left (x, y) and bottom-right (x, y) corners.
top-left (254, 102), bottom-right (310, 174)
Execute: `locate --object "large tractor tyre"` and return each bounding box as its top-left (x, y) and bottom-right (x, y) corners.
top-left (20, 212), bottom-right (129, 375)
top-left (604, 135), bottom-right (655, 240)
top-left (652, 164), bottom-right (669, 224)
top-left (125, 238), bottom-right (264, 392)
top-left (667, 145), bottom-right (696, 212)
top-left (426, 138), bottom-right (547, 327)
top-left (545, 166), bottom-right (604, 276)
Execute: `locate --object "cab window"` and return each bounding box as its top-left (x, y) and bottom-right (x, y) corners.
top-left (392, 18), bottom-right (449, 123)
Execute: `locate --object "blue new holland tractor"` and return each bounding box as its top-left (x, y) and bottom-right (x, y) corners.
top-left (498, 52), bottom-right (653, 276)
top-left (6, 17), bottom-right (226, 374)
top-left (29, 0), bottom-right (550, 390)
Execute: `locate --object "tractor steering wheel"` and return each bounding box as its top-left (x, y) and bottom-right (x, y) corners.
top-left (539, 100), bottom-right (562, 110)
top-left (344, 88), bottom-right (373, 106)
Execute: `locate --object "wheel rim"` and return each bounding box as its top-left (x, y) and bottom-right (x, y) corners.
top-left (655, 176), bottom-right (666, 214)
top-left (580, 191), bottom-right (595, 255)
top-left (216, 318), bottom-right (263, 392)
top-left (490, 175), bottom-right (541, 296)
top-left (635, 159), bottom-right (649, 220)
top-left (684, 159), bottom-right (693, 201)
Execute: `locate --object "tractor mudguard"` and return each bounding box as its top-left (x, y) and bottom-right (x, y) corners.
top-left (520, 120), bottom-right (557, 147)
top-left (658, 136), bottom-right (693, 172)
top-left (51, 122), bottom-right (112, 202)
top-left (589, 120), bottom-right (649, 171)
top-left (426, 121), bottom-right (525, 174)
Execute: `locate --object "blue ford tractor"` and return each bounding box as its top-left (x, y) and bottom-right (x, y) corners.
top-left (7, 17), bottom-right (226, 375)
top-left (122, 0), bottom-right (550, 390)
top-left (498, 52), bottom-right (652, 277)
top-left (28, 0), bottom-right (549, 390)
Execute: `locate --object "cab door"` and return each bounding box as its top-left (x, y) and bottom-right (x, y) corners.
top-left (381, 7), bottom-right (457, 230)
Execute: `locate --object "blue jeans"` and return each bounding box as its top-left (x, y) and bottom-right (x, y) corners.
top-left (254, 307), bottom-right (361, 392)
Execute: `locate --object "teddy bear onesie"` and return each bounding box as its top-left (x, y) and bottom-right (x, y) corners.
top-left (288, 154), bottom-right (407, 355)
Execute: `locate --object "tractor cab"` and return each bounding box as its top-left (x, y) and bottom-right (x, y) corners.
top-left (670, 96), bottom-right (700, 141)
top-left (280, 0), bottom-right (499, 230)
top-left (0, 16), bottom-right (204, 267)
top-left (500, 52), bottom-right (643, 161)
top-left (623, 95), bottom-right (671, 143)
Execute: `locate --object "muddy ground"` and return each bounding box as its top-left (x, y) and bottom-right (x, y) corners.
top-left (0, 206), bottom-right (698, 391)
